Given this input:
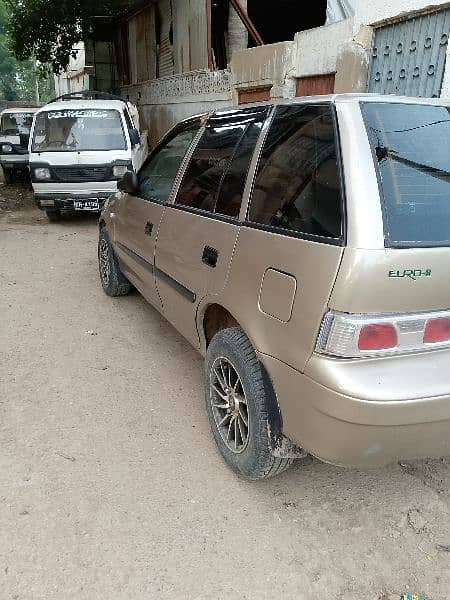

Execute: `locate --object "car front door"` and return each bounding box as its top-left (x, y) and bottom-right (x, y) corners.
top-left (113, 120), bottom-right (201, 309)
top-left (154, 106), bottom-right (271, 347)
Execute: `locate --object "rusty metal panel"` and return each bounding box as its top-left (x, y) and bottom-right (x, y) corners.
top-left (128, 17), bottom-right (138, 84)
top-left (296, 73), bottom-right (335, 96)
top-left (368, 8), bottom-right (450, 97)
top-left (172, 0), bottom-right (191, 73)
top-left (189, 0), bottom-right (209, 70)
top-left (136, 6), bottom-right (157, 82)
top-left (158, 0), bottom-right (175, 78)
top-left (238, 86), bottom-right (272, 104)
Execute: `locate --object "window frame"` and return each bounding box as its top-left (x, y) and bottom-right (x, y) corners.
top-left (243, 101), bottom-right (347, 247)
top-left (169, 106), bottom-right (273, 224)
top-left (360, 100), bottom-right (450, 249)
top-left (134, 116), bottom-right (204, 204)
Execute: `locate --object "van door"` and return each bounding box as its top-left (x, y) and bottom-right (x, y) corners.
top-left (154, 106), bottom-right (270, 347)
top-left (123, 107), bottom-right (148, 171)
top-left (113, 122), bottom-right (201, 308)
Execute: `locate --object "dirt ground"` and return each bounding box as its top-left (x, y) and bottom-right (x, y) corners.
top-left (0, 183), bottom-right (449, 600)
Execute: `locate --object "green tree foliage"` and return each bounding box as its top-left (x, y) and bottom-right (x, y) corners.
top-left (7, 0), bottom-right (132, 74)
top-left (0, 0), bottom-right (54, 102)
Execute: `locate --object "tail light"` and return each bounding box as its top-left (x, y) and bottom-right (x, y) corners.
top-left (316, 310), bottom-right (450, 358)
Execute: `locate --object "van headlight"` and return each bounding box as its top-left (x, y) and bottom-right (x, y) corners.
top-left (113, 165), bottom-right (129, 178)
top-left (1, 144), bottom-right (13, 153)
top-left (34, 167), bottom-right (51, 180)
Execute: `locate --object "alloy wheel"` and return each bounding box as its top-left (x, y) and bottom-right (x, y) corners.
top-left (209, 357), bottom-right (250, 453)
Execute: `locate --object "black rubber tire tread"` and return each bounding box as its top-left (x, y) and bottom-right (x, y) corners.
top-left (204, 327), bottom-right (294, 480)
top-left (46, 210), bottom-right (61, 222)
top-left (3, 169), bottom-right (14, 184)
top-left (98, 228), bottom-right (132, 297)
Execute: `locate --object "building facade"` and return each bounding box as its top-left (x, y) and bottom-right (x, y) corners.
top-left (84, 0), bottom-right (450, 146)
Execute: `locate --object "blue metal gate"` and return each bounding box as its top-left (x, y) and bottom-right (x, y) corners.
top-left (368, 8), bottom-right (450, 97)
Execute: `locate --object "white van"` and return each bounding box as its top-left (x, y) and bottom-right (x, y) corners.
top-left (29, 93), bottom-right (148, 221)
top-left (0, 107), bottom-right (39, 183)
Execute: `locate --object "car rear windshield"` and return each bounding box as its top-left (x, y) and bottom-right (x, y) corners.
top-left (1, 113), bottom-right (35, 135)
top-left (362, 101), bottom-right (450, 247)
top-left (31, 109), bottom-right (126, 152)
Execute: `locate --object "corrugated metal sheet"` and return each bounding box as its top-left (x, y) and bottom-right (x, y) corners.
top-left (136, 7), bottom-right (156, 82)
top-left (128, 18), bottom-right (138, 84)
top-left (158, 0), bottom-right (175, 78)
top-left (368, 8), bottom-right (450, 97)
top-left (188, 0), bottom-right (209, 71)
top-left (172, 0), bottom-right (190, 73)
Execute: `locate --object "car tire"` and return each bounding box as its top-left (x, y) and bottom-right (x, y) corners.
top-left (3, 169), bottom-right (14, 184)
top-left (204, 327), bottom-right (294, 480)
top-left (98, 228), bottom-right (132, 297)
top-left (46, 210), bottom-right (61, 222)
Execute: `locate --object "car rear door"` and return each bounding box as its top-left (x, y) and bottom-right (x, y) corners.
top-left (113, 121), bottom-right (201, 309)
top-left (154, 106), bottom-right (271, 347)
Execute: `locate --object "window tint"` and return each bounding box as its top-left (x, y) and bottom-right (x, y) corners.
top-left (362, 102), bottom-right (450, 246)
top-left (137, 125), bottom-right (199, 202)
top-left (248, 104), bottom-right (342, 239)
top-left (176, 107), bottom-right (268, 217)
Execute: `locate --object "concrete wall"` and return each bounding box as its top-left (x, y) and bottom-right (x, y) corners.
top-left (119, 0), bottom-right (450, 150)
top-left (231, 41), bottom-right (295, 100)
top-left (122, 69), bottom-right (232, 146)
top-left (292, 19), bottom-right (354, 78)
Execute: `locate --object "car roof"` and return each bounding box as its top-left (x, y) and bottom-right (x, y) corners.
top-left (178, 93), bottom-right (450, 126)
top-left (0, 107), bottom-right (40, 115)
top-left (229, 93), bottom-right (450, 112)
top-left (37, 99), bottom-right (126, 113)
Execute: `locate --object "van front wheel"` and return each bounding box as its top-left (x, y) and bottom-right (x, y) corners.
top-left (204, 327), bottom-right (294, 479)
top-left (3, 169), bottom-right (14, 184)
top-left (46, 210), bottom-right (61, 222)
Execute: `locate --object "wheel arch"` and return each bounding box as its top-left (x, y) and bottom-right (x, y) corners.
top-left (200, 302), bottom-right (294, 456)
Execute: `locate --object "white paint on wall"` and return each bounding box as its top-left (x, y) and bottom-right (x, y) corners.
top-left (293, 18), bottom-right (354, 77)
top-left (353, 0), bottom-right (450, 29)
top-left (231, 42), bottom-right (293, 89)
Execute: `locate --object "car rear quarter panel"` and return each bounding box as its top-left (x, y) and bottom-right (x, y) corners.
top-left (215, 226), bottom-right (344, 372)
top-left (329, 246), bottom-right (450, 313)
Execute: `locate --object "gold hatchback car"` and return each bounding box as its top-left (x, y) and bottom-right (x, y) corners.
top-left (98, 94), bottom-right (450, 479)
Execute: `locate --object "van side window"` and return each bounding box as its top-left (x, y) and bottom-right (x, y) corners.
top-left (137, 125), bottom-right (199, 203)
top-left (175, 107), bottom-right (269, 218)
top-left (248, 104), bottom-right (343, 240)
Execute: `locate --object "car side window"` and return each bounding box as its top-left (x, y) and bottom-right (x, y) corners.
top-left (137, 125), bottom-right (199, 203)
top-left (248, 104), bottom-right (343, 240)
top-left (175, 107), bottom-right (269, 218)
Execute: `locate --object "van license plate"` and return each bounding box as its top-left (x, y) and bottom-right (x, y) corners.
top-left (74, 200), bottom-right (100, 211)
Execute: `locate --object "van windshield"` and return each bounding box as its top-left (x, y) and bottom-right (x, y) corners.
top-left (1, 112), bottom-right (35, 136)
top-left (362, 102), bottom-right (450, 246)
top-left (31, 109), bottom-right (126, 152)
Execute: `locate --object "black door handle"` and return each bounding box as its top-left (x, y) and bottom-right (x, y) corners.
top-left (144, 221), bottom-right (153, 236)
top-left (202, 245), bottom-right (218, 268)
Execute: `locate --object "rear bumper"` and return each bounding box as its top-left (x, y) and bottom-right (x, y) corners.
top-left (260, 352), bottom-right (450, 468)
